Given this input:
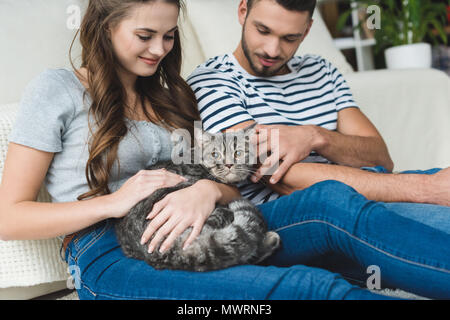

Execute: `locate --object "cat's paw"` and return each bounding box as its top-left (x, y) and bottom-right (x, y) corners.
top-left (264, 231), bottom-right (281, 251)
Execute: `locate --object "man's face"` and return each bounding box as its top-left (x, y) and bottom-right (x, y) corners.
top-left (239, 0), bottom-right (313, 77)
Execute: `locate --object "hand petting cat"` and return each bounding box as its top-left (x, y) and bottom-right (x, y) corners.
top-left (140, 179), bottom-right (220, 254)
top-left (250, 124), bottom-right (319, 185)
top-left (108, 168), bottom-right (187, 219)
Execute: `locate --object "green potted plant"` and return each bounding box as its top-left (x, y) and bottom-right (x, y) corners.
top-left (337, 0), bottom-right (449, 69)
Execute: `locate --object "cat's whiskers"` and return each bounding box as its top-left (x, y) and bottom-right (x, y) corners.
top-left (236, 168), bottom-right (258, 176)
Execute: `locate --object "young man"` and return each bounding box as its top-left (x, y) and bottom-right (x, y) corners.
top-left (187, 0), bottom-right (450, 208)
top-left (185, 1), bottom-right (450, 297)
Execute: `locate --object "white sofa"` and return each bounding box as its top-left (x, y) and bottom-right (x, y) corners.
top-left (0, 0), bottom-right (449, 299)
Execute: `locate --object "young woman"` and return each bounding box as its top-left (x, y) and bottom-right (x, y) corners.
top-left (0, 0), bottom-right (448, 300)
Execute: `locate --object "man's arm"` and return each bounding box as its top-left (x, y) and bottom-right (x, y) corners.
top-left (225, 121), bottom-right (449, 206)
top-left (255, 157), bottom-right (450, 206)
top-left (250, 111), bottom-right (393, 185)
top-left (314, 107), bottom-right (394, 171)
top-left (252, 107), bottom-right (393, 181)
top-left (278, 162), bottom-right (446, 204)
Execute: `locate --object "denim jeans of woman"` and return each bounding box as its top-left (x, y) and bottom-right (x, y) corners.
top-left (64, 169), bottom-right (450, 300)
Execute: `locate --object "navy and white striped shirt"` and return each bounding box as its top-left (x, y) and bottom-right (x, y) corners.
top-left (187, 54), bottom-right (359, 205)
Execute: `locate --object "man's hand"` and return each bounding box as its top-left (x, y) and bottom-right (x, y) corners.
top-left (251, 124), bottom-right (322, 184)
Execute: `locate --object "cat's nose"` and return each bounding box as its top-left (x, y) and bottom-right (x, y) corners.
top-left (225, 164), bottom-right (233, 168)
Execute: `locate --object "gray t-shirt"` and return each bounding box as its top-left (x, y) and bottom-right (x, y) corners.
top-left (8, 68), bottom-right (174, 203)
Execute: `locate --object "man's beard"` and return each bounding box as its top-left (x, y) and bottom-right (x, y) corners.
top-left (241, 30), bottom-right (289, 77)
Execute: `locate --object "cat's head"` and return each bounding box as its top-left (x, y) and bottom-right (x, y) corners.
top-left (195, 124), bottom-right (257, 184)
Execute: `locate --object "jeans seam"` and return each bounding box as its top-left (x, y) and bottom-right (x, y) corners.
top-left (74, 223), bottom-right (110, 262)
top-left (81, 282), bottom-right (98, 298)
top-left (79, 280), bottom-right (223, 300)
top-left (274, 219), bottom-right (450, 275)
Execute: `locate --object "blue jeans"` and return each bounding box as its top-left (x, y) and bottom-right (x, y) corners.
top-left (309, 167), bottom-right (450, 290)
top-left (64, 177), bottom-right (450, 300)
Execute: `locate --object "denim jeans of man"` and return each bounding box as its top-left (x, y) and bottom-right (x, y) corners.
top-left (64, 169), bottom-right (450, 300)
top-left (306, 167), bottom-right (450, 291)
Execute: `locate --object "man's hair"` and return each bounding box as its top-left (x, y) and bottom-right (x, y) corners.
top-left (246, 0), bottom-right (317, 18)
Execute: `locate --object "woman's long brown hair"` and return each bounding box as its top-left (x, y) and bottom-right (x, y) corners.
top-left (69, 0), bottom-right (200, 200)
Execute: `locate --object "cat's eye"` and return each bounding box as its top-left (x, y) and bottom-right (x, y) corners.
top-left (234, 150), bottom-right (243, 158)
top-left (211, 151), bottom-right (220, 159)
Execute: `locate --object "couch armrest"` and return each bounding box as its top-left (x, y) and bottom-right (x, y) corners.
top-left (345, 68), bottom-right (450, 171)
top-left (0, 103), bottom-right (20, 178)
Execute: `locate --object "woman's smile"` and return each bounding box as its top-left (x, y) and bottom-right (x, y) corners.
top-left (139, 56), bottom-right (160, 65)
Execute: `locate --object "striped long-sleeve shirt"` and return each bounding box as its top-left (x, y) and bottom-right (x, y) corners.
top-left (187, 53), bottom-right (359, 205)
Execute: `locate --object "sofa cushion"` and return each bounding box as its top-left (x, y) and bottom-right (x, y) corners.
top-left (0, 0), bottom-right (85, 105)
top-left (179, 9), bottom-right (207, 78)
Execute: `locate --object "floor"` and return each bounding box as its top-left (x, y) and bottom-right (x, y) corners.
top-left (33, 289), bottom-right (79, 300)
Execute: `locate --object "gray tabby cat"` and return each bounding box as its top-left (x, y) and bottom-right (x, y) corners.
top-left (114, 125), bottom-right (281, 272)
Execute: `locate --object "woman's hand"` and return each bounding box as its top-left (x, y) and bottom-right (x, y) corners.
top-left (140, 179), bottom-right (221, 254)
top-left (108, 169), bottom-right (187, 219)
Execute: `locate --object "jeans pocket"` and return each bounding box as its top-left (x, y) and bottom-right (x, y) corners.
top-left (72, 220), bottom-right (110, 261)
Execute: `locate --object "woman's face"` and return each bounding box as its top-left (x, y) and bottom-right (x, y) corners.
top-left (109, 1), bottom-right (179, 79)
